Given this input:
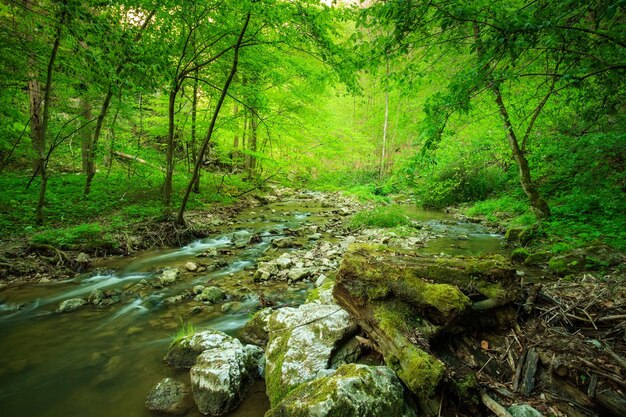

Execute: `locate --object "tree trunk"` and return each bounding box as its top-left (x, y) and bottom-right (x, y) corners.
top-left (492, 85), bottom-right (551, 219)
top-left (26, 0), bottom-right (64, 225)
top-left (379, 58), bottom-right (389, 179)
top-left (177, 11), bottom-right (251, 225)
top-left (191, 71), bottom-right (200, 193)
top-left (164, 87), bottom-right (179, 210)
top-left (84, 86), bottom-right (113, 196)
top-left (246, 108), bottom-right (258, 179)
top-left (80, 95), bottom-right (93, 174)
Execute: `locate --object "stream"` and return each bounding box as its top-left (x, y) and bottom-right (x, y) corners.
top-left (0, 193), bottom-right (506, 417)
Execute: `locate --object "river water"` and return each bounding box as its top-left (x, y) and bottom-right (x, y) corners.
top-left (0, 194), bottom-right (505, 417)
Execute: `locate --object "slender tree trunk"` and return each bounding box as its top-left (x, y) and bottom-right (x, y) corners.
top-left (177, 12), bottom-right (251, 225)
top-left (232, 103), bottom-right (239, 165)
top-left (492, 85), bottom-right (551, 219)
top-left (33, 3), bottom-right (64, 225)
top-left (80, 95), bottom-right (93, 173)
top-left (241, 109), bottom-right (248, 170)
top-left (164, 86), bottom-right (179, 210)
top-left (379, 58), bottom-right (390, 179)
top-left (247, 108), bottom-right (258, 179)
top-left (138, 92), bottom-right (142, 150)
top-left (84, 86), bottom-right (112, 195)
top-left (191, 71), bottom-right (200, 193)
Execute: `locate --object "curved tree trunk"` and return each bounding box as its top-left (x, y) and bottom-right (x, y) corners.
top-left (492, 85), bottom-right (551, 219)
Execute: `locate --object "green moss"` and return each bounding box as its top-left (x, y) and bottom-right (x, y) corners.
top-left (391, 346), bottom-right (444, 398)
top-left (524, 252), bottom-right (551, 266)
top-left (373, 302), bottom-right (444, 396)
top-left (265, 333), bottom-right (292, 407)
top-left (474, 282), bottom-right (507, 301)
top-left (511, 248), bottom-right (530, 262)
top-left (374, 301), bottom-right (412, 335)
top-left (305, 280), bottom-right (334, 303)
top-left (548, 257), bottom-right (568, 274)
top-left (453, 373), bottom-right (479, 403)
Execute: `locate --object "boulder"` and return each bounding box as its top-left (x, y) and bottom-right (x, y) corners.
top-left (164, 330), bottom-right (240, 369)
top-left (240, 308), bottom-right (272, 347)
top-left (190, 336), bottom-right (263, 416)
top-left (57, 298), bottom-right (87, 313)
top-left (287, 267), bottom-right (314, 282)
top-left (194, 286), bottom-right (225, 304)
top-left (145, 378), bottom-right (193, 415)
top-left (185, 262), bottom-right (198, 272)
top-left (159, 269), bottom-right (180, 285)
top-left (275, 254), bottom-right (293, 269)
top-left (265, 303), bottom-right (357, 406)
top-left (266, 364), bottom-right (417, 417)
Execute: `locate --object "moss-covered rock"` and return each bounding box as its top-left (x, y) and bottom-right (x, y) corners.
top-left (164, 330), bottom-right (239, 369)
top-left (511, 248), bottom-right (530, 263)
top-left (240, 308), bottom-right (272, 347)
top-left (305, 279), bottom-right (335, 304)
top-left (265, 303), bottom-right (357, 407)
top-left (266, 364), bottom-right (417, 417)
top-left (524, 252), bottom-right (551, 266)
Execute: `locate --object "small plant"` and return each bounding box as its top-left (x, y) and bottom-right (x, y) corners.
top-left (171, 319), bottom-right (196, 343)
top-left (350, 205), bottom-right (411, 229)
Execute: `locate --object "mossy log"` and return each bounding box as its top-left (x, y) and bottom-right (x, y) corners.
top-left (333, 244), bottom-right (520, 399)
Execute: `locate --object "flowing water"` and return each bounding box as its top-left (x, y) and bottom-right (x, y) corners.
top-left (0, 195), bottom-right (506, 417)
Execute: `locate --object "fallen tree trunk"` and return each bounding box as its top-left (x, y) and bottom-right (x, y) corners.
top-left (334, 245), bottom-right (520, 399)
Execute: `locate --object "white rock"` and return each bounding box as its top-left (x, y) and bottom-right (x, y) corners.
top-left (265, 303), bottom-right (357, 406)
top-left (190, 334), bottom-right (263, 416)
top-left (185, 262), bottom-right (198, 271)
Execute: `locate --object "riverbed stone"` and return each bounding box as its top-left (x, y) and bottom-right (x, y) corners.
top-left (272, 237), bottom-right (294, 248)
top-left (159, 269), bottom-right (180, 285)
top-left (145, 377), bottom-right (193, 415)
top-left (190, 336), bottom-right (263, 416)
top-left (265, 302), bottom-right (357, 406)
top-left (194, 286), bottom-right (225, 304)
top-left (275, 253), bottom-right (293, 269)
top-left (287, 267), bottom-right (314, 282)
top-left (266, 364), bottom-right (417, 417)
top-left (57, 298), bottom-right (87, 313)
top-left (185, 262), bottom-right (198, 271)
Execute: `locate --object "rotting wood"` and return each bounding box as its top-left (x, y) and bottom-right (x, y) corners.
top-left (479, 391), bottom-right (513, 417)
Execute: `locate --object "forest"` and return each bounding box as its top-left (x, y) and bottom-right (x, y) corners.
top-left (0, 1), bottom-right (625, 417)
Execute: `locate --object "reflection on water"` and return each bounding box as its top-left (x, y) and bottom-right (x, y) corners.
top-left (0, 199), bottom-right (504, 417)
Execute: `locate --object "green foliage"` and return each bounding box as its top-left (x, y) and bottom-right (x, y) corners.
top-left (30, 223), bottom-right (113, 249)
top-left (171, 319), bottom-right (196, 343)
top-left (350, 205), bottom-right (410, 229)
